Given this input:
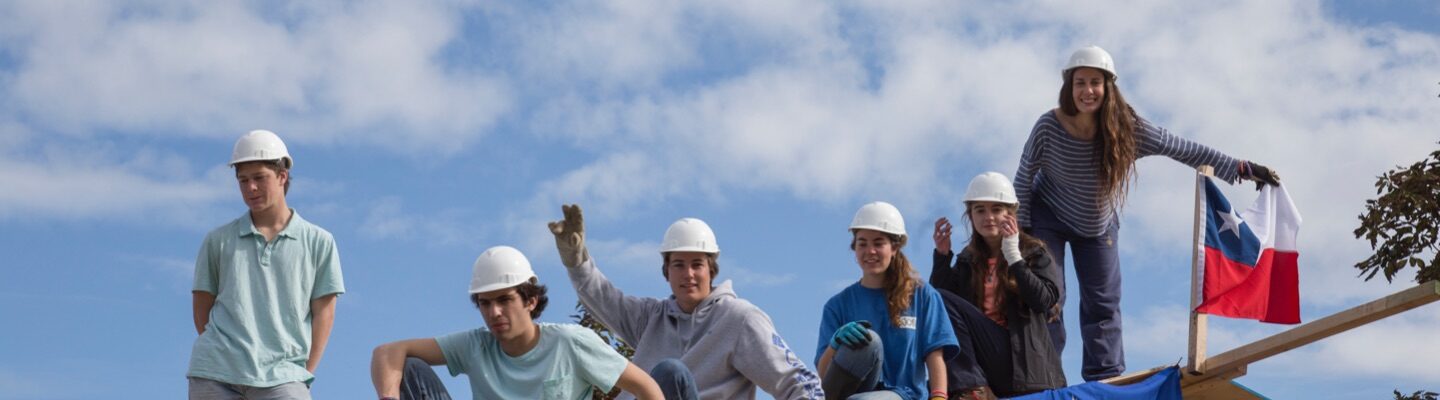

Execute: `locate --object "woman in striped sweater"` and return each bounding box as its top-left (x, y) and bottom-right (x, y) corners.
top-left (1014, 45), bottom-right (1281, 381)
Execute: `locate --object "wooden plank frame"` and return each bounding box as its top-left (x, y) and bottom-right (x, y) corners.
top-left (1202, 280), bottom-right (1440, 375)
top-left (1188, 166), bottom-right (1214, 373)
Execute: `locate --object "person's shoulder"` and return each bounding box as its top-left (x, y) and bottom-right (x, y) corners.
top-left (286, 211), bottom-right (338, 245)
top-left (544, 323), bottom-right (601, 341)
top-left (1029, 110), bottom-right (1064, 136)
top-left (203, 214), bottom-right (249, 241)
top-left (545, 323), bottom-right (624, 354)
top-left (436, 327), bottom-right (493, 352)
top-left (1036, 109), bottom-right (1062, 124)
top-left (826, 282), bottom-right (862, 302)
top-left (711, 289), bottom-right (760, 312)
top-left (954, 248), bottom-right (980, 265)
top-left (288, 211), bottom-right (332, 235)
top-left (913, 281), bottom-right (944, 300)
top-left (717, 297), bottom-right (773, 325)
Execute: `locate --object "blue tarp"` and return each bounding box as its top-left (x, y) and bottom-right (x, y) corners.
top-left (1010, 366), bottom-right (1182, 400)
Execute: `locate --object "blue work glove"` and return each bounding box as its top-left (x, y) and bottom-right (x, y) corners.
top-left (830, 320), bottom-right (873, 350)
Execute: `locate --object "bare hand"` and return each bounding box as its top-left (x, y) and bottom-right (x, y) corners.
top-left (1000, 215), bottom-right (1019, 238)
top-left (933, 217), bottom-right (953, 255)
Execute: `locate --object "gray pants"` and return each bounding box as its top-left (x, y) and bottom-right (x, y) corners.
top-left (822, 329), bottom-right (902, 400)
top-left (188, 377), bottom-right (309, 400)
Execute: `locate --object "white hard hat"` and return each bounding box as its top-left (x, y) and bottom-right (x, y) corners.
top-left (468, 246), bottom-right (537, 294)
top-left (1064, 45), bottom-right (1117, 79)
top-left (230, 129), bottom-right (293, 168)
top-left (963, 172), bottom-right (1018, 205)
top-left (850, 201), bottom-right (906, 238)
top-left (659, 218), bottom-right (720, 254)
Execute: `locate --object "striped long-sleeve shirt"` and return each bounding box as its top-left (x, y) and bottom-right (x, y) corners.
top-left (1015, 110), bottom-right (1242, 238)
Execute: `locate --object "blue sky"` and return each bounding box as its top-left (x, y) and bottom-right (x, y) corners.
top-left (2, 1), bottom-right (1438, 398)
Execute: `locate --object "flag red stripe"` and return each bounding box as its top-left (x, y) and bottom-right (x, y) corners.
top-left (1262, 250), bottom-right (1300, 324)
top-left (1197, 248), bottom-right (1301, 324)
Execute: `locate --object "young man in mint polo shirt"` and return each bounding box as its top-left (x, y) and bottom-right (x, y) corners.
top-left (188, 130), bottom-right (345, 399)
top-left (369, 246), bottom-right (664, 400)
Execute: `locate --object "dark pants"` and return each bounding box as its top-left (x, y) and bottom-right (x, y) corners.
top-left (650, 359), bottom-right (701, 400)
top-left (1030, 198), bottom-right (1124, 381)
top-left (398, 357), bottom-right (452, 400)
top-left (822, 329), bottom-right (901, 400)
top-left (936, 289), bottom-right (1014, 394)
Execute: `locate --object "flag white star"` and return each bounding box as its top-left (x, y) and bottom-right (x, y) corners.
top-left (1216, 207), bottom-right (1244, 237)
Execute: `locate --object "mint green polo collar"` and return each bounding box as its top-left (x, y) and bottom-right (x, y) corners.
top-left (236, 209), bottom-right (303, 240)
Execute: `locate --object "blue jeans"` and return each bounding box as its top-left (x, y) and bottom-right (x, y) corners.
top-left (397, 357), bottom-right (453, 400)
top-left (650, 359), bottom-right (701, 400)
top-left (188, 377), bottom-right (310, 400)
top-left (1030, 197), bottom-right (1124, 381)
top-left (822, 329), bottom-right (902, 400)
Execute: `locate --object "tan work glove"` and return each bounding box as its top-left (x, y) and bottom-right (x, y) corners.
top-left (547, 204), bottom-right (590, 268)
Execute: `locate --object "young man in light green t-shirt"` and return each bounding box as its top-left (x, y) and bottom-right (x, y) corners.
top-left (370, 246), bottom-right (664, 400)
top-left (188, 130), bottom-right (345, 399)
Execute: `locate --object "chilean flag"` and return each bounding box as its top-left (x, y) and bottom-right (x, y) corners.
top-left (1195, 177), bottom-right (1302, 324)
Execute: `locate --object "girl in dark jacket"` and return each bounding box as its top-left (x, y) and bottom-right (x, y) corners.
top-left (931, 172), bottom-right (1065, 399)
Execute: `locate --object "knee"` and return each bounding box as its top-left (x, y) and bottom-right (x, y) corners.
top-left (404, 357), bottom-right (430, 374)
top-left (834, 329), bottom-right (884, 362)
top-left (649, 358), bottom-right (692, 383)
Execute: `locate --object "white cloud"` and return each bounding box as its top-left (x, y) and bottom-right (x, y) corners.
top-left (1278, 308), bottom-right (1440, 382)
top-left (1, 0), bottom-right (510, 153)
top-left (497, 2), bottom-right (1440, 390)
top-left (0, 155), bottom-right (226, 222)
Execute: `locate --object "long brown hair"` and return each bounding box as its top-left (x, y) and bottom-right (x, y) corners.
top-left (851, 231), bottom-right (919, 327)
top-left (1059, 67), bottom-right (1138, 209)
top-left (959, 203), bottom-right (1049, 312)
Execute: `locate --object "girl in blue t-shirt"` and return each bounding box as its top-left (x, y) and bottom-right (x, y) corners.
top-left (816, 201), bottom-right (959, 400)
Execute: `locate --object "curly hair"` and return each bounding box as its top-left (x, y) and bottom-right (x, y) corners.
top-left (470, 280), bottom-right (549, 319)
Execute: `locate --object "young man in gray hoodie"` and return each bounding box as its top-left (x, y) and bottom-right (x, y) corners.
top-left (549, 204), bottom-right (824, 400)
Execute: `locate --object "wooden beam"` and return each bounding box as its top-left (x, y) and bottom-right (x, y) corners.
top-left (1188, 166), bottom-right (1214, 373)
top-left (1100, 363), bottom-right (1249, 397)
top-left (1180, 365), bottom-right (1246, 390)
top-left (1100, 364), bottom-right (1170, 386)
top-left (1204, 280), bottom-right (1440, 374)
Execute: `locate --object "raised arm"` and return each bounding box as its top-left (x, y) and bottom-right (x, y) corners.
top-left (549, 204), bottom-right (658, 342)
top-left (371, 338), bottom-right (446, 399)
top-left (930, 217), bottom-right (963, 292)
top-left (1135, 118), bottom-right (1243, 181)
